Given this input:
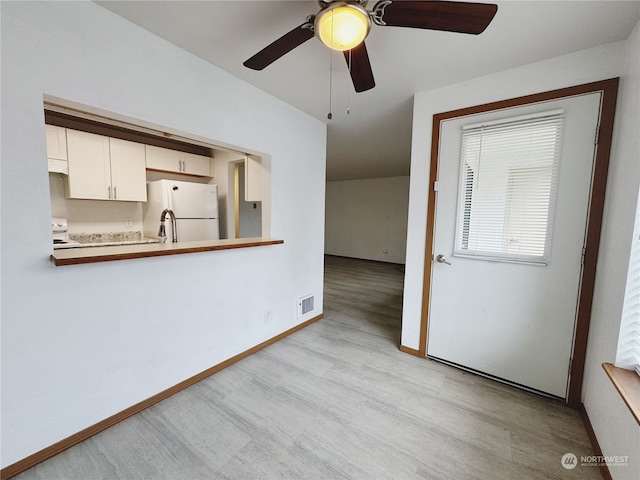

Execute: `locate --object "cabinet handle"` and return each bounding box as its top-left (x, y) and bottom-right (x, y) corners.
top-left (113, 186), bottom-right (117, 200)
top-left (178, 160), bottom-right (183, 172)
top-left (108, 186), bottom-right (111, 199)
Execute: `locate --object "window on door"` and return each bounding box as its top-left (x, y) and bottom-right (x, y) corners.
top-left (454, 110), bottom-right (565, 265)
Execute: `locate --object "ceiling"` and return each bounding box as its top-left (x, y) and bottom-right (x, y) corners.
top-left (96, 1), bottom-right (640, 181)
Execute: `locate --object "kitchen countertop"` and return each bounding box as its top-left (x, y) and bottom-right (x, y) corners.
top-left (50, 237), bottom-right (284, 266)
top-left (54, 238), bottom-right (160, 249)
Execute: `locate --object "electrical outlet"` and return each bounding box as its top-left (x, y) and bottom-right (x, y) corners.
top-left (125, 217), bottom-right (133, 228)
top-left (264, 310), bottom-right (273, 323)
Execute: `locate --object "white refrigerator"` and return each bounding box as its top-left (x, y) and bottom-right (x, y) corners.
top-left (143, 180), bottom-right (220, 242)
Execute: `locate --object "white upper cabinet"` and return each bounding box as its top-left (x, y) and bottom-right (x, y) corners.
top-left (66, 130), bottom-right (111, 200)
top-left (109, 138), bottom-right (147, 201)
top-left (65, 130), bottom-right (146, 201)
top-left (46, 125), bottom-right (68, 174)
top-left (145, 145), bottom-right (211, 176)
top-left (181, 152), bottom-right (211, 176)
top-left (145, 145), bottom-right (181, 173)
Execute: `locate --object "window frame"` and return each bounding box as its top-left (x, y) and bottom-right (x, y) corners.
top-left (453, 111), bottom-right (565, 265)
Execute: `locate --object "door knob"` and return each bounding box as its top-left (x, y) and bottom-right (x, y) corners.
top-left (436, 254), bottom-right (452, 265)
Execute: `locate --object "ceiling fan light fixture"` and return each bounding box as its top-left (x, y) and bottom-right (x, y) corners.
top-left (315, 2), bottom-right (371, 51)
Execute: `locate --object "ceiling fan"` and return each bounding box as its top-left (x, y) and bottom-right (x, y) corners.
top-left (243, 0), bottom-right (498, 93)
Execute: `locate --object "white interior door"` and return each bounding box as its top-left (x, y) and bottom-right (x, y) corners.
top-left (427, 93), bottom-right (602, 398)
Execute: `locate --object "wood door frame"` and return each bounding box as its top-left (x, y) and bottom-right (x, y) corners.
top-left (418, 78), bottom-right (619, 408)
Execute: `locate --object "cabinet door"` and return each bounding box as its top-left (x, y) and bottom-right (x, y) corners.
top-left (145, 145), bottom-right (181, 173)
top-left (180, 152), bottom-right (211, 176)
top-left (244, 154), bottom-right (262, 201)
top-left (110, 138), bottom-right (147, 202)
top-left (45, 125), bottom-right (67, 160)
top-left (66, 130), bottom-right (111, 200)
top-left (46, 125), bottom-right (69, 174)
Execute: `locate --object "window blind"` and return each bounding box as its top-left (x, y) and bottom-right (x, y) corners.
top-left (454, 111), bottom-right (564, 264)
top-left (616, 190), bottom-right (640, 376)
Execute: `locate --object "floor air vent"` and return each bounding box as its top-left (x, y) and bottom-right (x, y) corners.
top-left (297, 294), bottom-right (314, 318)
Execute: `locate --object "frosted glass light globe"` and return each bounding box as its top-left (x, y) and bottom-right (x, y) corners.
top-left (316, 3), bottom-right (371, 51)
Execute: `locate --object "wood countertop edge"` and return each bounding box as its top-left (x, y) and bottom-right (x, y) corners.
top-left (602, 362), bottom-right (640, 425)
top-left (50, 239), bottom-right (284, 266)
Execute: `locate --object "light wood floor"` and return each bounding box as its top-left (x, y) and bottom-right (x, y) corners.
top-left (15, 255), bottom-right (601, 480)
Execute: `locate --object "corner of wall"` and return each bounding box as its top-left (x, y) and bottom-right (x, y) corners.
top-left (581, 18), bottom-right (640, 480)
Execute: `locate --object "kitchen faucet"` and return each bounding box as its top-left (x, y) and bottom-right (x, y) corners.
top-left (158, 209), bottom-right (177, 243)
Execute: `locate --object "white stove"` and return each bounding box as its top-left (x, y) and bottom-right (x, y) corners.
top-left (52, 217), bottom-right (80, 249)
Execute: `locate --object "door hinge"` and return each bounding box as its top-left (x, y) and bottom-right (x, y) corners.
top-left (434, 181), bottom-right (440, 192)
top-left (581, 247), bottom-right (586, 265)
top-left (594, 125), bottom-right (600, 146)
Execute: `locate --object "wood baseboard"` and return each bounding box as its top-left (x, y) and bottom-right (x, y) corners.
top-left (399, 344), bottom-right (422, 357)
top-left (580, 403), bottom-right (613, 480)
top-left (0, 314), bottom-right (323, 480)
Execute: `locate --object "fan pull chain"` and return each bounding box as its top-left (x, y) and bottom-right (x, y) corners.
top-left (347, 50), bottom-right (351, 115)
top-left (328, 50), bottom-right (333, 120)
top-left (327, 12), bottom-right (334, 120)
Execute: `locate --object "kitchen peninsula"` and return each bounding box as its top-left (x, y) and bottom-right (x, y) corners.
top-left (50, 237), bottom-right (284, 266)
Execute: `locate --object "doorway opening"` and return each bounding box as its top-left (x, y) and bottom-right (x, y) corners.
top-left (232, 162), bottom-right (263, 238)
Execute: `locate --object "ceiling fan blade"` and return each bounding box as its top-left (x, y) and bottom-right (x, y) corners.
top-left (343, 42), bottom-right (375, 93)
top-left (244, 22), bottom-right (315, 70)
top-left (374, 0), bottom-right (498, 34)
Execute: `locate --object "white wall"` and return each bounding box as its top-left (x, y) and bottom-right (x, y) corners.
top-left (582, 20), bottom-right (640, 480)
top-left (402, 38), bottom-right (639, 478)
top-left (325, 176), bottom-right (409, 264)
top-left (1, 1), bottom-right (326, 468)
